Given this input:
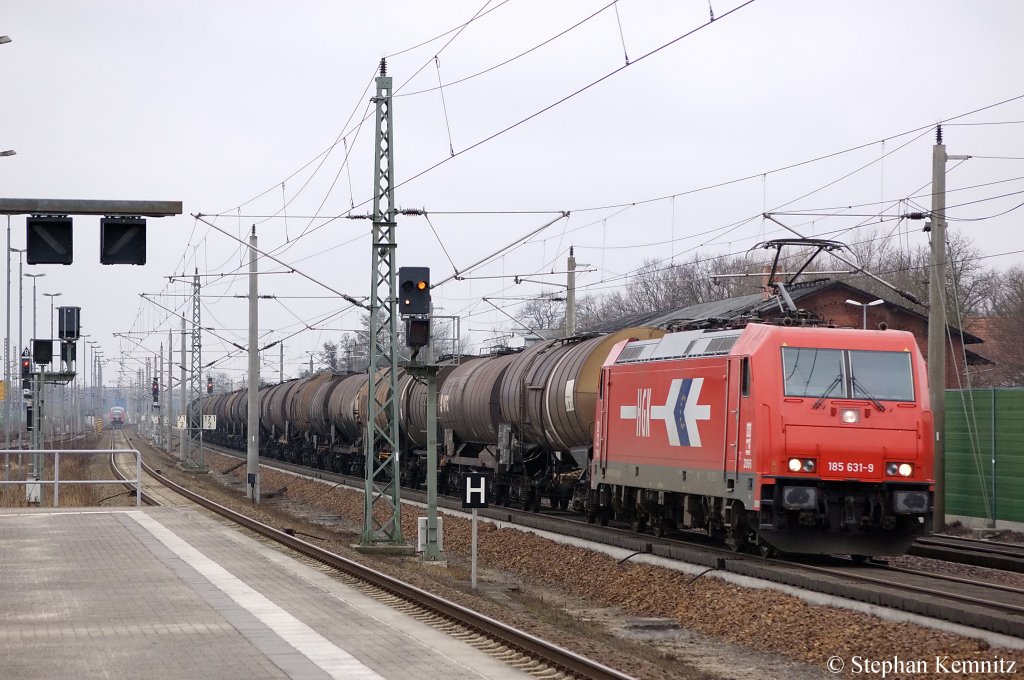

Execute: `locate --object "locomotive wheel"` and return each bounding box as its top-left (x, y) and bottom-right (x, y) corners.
top-left (725, 531), bottom-right (746, 552)
top-left (758, 542), bottom-right (777, 559)
top-left (629, 515), bottom-right (646, 533)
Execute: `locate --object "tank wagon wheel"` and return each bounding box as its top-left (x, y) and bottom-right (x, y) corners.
top-left (629, 514), bottom-right (646, 533)
top-left (758, 542), bottom-right (778, 559)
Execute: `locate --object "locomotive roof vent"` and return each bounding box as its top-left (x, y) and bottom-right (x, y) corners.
top-left (615, 329), bottom-right (742, 364)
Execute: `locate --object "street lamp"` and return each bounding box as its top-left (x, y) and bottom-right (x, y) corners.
top-left (42, 292), bottom-right (62, 339)
top-left (9, 247), bottom-right (25, 447)
top-left (845, 298), bottom-right (885, 330)
top-left (24, 273), bottom-right (45, 351)
top-left (87, 341), bottom-right (98, 419)
top-left (10, 248), bottom-right (24, 354)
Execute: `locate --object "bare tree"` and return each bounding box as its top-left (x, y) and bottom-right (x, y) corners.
top-left (515, 296), bottom-right (565, 335)
top-left (972, 264), bottom-right (1024, 387)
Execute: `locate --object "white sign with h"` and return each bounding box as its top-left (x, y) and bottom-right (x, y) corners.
top-left (462, 473), bottom-right (489, 509)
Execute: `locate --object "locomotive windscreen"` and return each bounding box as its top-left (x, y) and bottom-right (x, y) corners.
top-left (782, 347), bottom-right (914, 401)
top-left (849, 350), bottom-right (914, 401)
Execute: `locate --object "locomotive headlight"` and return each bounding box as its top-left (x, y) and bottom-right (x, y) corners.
top-left (788, 458), bottom-right (815, 473)
top-left (840, 408), bottom-right (860, 424)
top-left (886, 462), bottom-right (915, 477)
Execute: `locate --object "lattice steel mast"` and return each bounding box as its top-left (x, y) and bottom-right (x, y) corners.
top-left (361, 59), bottom-right (404, 546)
top-left (185, 268), bottom-right (206, 471)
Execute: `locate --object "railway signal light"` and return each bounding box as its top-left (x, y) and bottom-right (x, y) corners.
top-left (26, 215), bottom-right (74, 265)
top-left (100, 217), bottom-right (147, 265)
top-left (405, 317), bottom-right (430, 349)
top-left (58, 306), bottom-right (81, 340)
top-left (32, 339), bottom-right (53, 365)
top-left (60, 341), bottom-right (76, 365)
top-left (152, 379), bottom-right (159, 405)
top-left (207, 376), bottom-right (213, 395)
top-left (398, 266), bottom-right (430, 316)
top-left (21, 357), bottom-right (31, 390)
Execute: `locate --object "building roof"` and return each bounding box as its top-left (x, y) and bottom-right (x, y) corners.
top-left (584, 279), bottom-right (985, 345)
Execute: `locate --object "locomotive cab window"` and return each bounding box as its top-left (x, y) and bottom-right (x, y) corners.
top-left (781, 347), bottom-right (844, 398)
top-left (782, 347), bottom-right (915, 401)
top-left (740, 357), bottom-right (750, 397)
top-left (849, 350), bottom-right (914, 401)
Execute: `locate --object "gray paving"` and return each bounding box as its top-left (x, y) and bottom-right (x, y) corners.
top-left (0, 507), bottom-right (532, 679)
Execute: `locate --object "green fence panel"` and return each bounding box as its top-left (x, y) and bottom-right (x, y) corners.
top-left (945, 388), bottom-right (1024, 524)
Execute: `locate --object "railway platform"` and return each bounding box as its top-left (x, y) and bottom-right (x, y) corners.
top-left (0, 506), bottom-right (532, 680)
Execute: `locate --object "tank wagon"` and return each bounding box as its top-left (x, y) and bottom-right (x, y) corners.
top-left (203, 321), bottom-right (933, 557)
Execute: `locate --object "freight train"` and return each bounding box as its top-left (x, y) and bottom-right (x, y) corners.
top-left (203, 322), bottom-right (934, 557)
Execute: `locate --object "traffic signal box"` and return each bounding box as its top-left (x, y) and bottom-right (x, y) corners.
top-left (398, 267), bottom-right (430, 349)
top-left (100, 217), bottom-right (147, 265)
top-left (26, 216), bottom-right (74, 265)
top-left (398, 267), bottom-right (430, 316)
top-left (25, 215), bottom-right (148, 266)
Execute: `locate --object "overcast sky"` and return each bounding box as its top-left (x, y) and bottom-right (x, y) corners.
top-left (2, 1), bottom-right (1023, 390)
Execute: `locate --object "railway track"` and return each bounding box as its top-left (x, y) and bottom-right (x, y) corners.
top-left (197, 439), bottom-right (1024, 640)
top-left (909, 534), bottom-right (1024, 573)
top-left (108, 428), bottom-right (637, 680)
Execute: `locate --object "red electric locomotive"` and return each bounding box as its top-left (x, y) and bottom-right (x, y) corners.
top-left (590, 323), bottom-right (933, 557)
top-left (109, 406), bottom-right (126, 427)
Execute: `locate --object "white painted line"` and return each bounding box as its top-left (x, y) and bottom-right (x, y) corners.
top-left (129, 511), bottom-right (384, 680)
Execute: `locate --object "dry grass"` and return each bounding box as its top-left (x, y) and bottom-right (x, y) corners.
top-left (0, 433), bottom-right (127, 508)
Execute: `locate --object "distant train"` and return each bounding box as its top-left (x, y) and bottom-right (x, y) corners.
top-left (109, 406), bottom-right (125, 427)
top-left (203, 322), bottom-right (934, 557)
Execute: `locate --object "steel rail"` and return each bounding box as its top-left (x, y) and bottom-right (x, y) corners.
top-left (115, 430), bottom-right (635, 680)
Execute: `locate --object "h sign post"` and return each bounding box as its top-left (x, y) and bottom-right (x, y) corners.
top-left (462, 473), bottom-right (488, 509)
top-left (462, 473), bottom-right (488, 588)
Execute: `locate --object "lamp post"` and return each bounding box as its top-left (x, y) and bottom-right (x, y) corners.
top-left (9, 248), bottom-right (24, 450)
top-left (845, 298), bottom-right (885, 330)
top-left (42, 293), bottom-right (62, 443)
top-left (87, 341), bottom-right (98, 422)
top-left (42, 292), bottom-right (61, 340)
top-left (25, 273), bottom-right (45, 350)
top-left (4, 217), bottom-right (10, 468)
